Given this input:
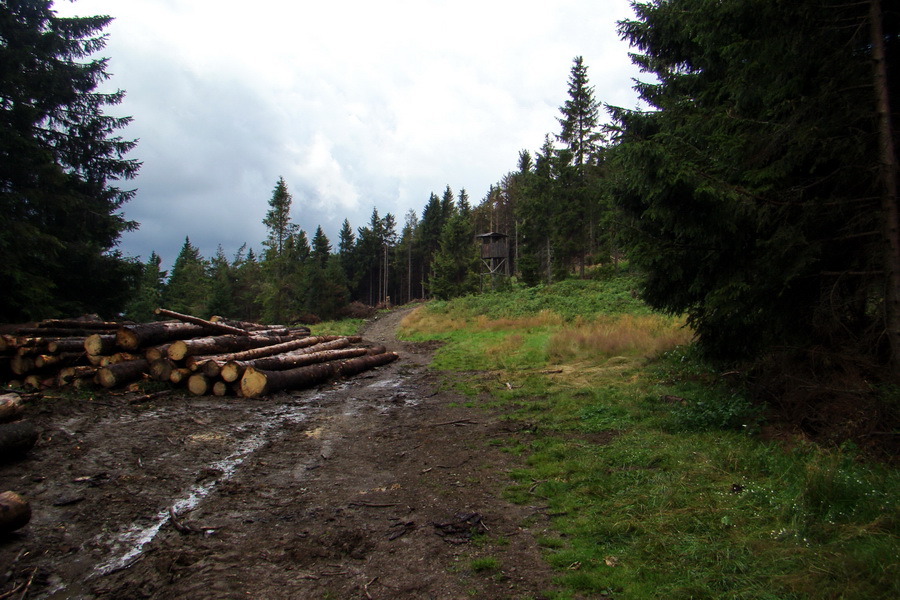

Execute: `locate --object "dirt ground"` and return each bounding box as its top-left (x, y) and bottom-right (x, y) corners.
top-left (1, 307), bottom-right (562, 600)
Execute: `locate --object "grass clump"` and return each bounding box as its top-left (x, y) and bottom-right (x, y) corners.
top-left (401, 273), bottom-right (900, 600)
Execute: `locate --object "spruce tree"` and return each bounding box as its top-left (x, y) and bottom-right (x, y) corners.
top-left (0, 0), bottom-right (141, 320)
top-left (612, 0), bottom-right (898, 365)
top-left (260, 177), bottom-right (299, 323)
top-left (124, 252), bottom-right (166, 322)
top-left (312, 226), bottom-right (331, 268)
top-left (163, 237), bottom-right (208, 317)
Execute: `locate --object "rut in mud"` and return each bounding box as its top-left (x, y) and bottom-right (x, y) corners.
top-left (1, 307), bottom-right (560, 600)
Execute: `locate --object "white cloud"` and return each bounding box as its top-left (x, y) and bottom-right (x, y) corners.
top-left (53, 0), bottom-right (643, 267)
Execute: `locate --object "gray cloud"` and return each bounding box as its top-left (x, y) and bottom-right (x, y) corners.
top-left (57, 0), bottom-right (645, 269)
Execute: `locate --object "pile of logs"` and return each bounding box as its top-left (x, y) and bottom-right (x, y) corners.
top-left (1, 393), bottom-right (34, 533)
top-left (1, 309), bottom-right (397, 398)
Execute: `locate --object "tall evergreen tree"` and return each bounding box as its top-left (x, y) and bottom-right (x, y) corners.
top-left (430, 204), bottom-right (479, 300)
top-left (0, 1), bottom-right (141, 320)
top-left (260, 177), bottom-right (299, 323)
top-left (207, 245), bottom-right (235, 317)
top-left (312, 225), bottom-right (331, 268)
top-left (124, 251), bottom-right (166, 322)
top-left (163, 237), bottom-right (208, 317)
top-left (555, 56), bottom-right (605, 276)
top-left (611, 0), bottom-right (899, 365)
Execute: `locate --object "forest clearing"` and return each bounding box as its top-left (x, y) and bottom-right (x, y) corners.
top-left (2, 275), bottom-right (897, 599)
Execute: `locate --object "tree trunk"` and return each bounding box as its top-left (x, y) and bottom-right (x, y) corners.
top-left (871, 0), bottom-right (900, 367)
top-left (0, 491), bottom-right (31, 533)
top-left (154, 308), bottom-right (251, 336)
top-left (240, 352), bottom-right (398, 398)
top-left (223, 346), bottom-right (370, 383)
top-left (0, 394), bottom-right (24, 423)
top-left (0, 421), bottom-right (38, 459)
top-left (220, 338), bottom-right (355, 383)
top-left (167, 332), bottom-right (306, 362)
top-left (116, 322), bottom-right (208, 351)
top-left (97, 359), bottom-right (149, 388)
top-left (84, 334), bottom-right (117, 356)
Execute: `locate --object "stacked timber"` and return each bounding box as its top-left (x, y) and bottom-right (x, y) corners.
top-left (1, 309), bottom-right (397, 397)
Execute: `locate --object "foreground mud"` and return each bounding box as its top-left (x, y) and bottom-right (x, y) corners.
top-left (1, 308), bottom-right (558, 599)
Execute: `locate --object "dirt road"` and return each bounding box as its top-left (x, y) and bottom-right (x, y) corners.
top-left (1, 307), bottom-right (558, 599)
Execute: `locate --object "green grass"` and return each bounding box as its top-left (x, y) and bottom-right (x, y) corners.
top-left (401, 273), bottom-right (900, 600)
top-left (308, 318), bottom-right (364, 337)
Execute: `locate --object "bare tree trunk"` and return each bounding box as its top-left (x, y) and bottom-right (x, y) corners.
top-left (154, 308), bottom-right (251, 336)
top-left (871, 0), bottom-right (900, 367)
top-left (97, 359), bottom-right (149, 388)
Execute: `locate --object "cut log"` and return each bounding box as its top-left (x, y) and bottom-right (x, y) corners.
top-left (34, 352), bottom-right (83, 369)
top-left (100, 352), bottom-right (140, 367)
top-left (240, 352), bottom-right (398, 398)
top-left (0, 394), bottom-right (24, 423)
top-left (153, 308), bottom-right (251, 336)
top-left (97, 359), bottom-right (149, 388)
top-left (57, 366), bottom-right (97, 387)
top-left (47, 338), bottom-right (89, 353)
top-left (14, 327), bottom-right (115, 337)
top-left (222, 346), bottom-right (370, 384)
top-left (144, 343), bottom-right (173, 362)
top-left (169, 368), bottom-right (191, 385)
top-left (10, 355), bottom-right (34, 376)
top-left (187, 373), bottom-right (212, 396)
top-left (0, 421), bottom-right (38, 459)
top-left (211, 381), bottom-right (234, 396)
top-left (116, 322), bottom-right (209, 351)
top-left (0, 491), bottom-right (31, 533)
top-left (220, 338), bottom-right (355, 383)
top-left (149, 359), bottom-right (175, 382)
top-left (38, 319), bottom-right (121, 329)
top-left (167, 333), bottom-right (306, 362)
top-left (84, 334), bottom-right (117, 356)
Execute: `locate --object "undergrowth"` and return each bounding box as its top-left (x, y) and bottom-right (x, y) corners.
top-left (399, 273), bottom-right (899, 600)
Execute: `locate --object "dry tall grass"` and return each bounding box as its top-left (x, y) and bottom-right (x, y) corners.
top-left (547, 314), bottom-right (692, 362)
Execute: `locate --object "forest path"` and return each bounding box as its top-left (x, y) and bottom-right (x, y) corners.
top-left (1, 306), bottom-right (558, 600)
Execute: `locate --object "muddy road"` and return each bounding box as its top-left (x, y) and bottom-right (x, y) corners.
top-left (1, 307), bottom-right (559, 599)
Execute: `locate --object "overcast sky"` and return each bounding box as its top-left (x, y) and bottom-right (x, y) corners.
top-left (54, 0), bottom-right (645, 269)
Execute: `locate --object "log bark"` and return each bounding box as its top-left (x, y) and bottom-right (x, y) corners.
top-left (47, 338), bottom-right (90, 353)
top-left (14, 327), bottom-right (115, 337)
top-left (38, 319), bottom-right (121, 329)
top-left (56, 366), bottom-right (97, 387)
top-left (116, 322), bottom-right (208, 351)
top-left (0, 421), bottom-right (38, 459)
top-left (0, 491), bottom-right (31, 533)
top-left (154, 308), bottom-right (251, 336)
top-left (167, 333), bottom-right (306, 362)
top-left (220, 338), bottom-right (355, 383)
top-left (97, 359), bottom-right (149, 388)
top-left (34, 353), bottom-right (83, 370)
top-left (222, 346), bottom-right (370, 383)
top-left (184, 335), bottom-right (350, 372)
top-left (0, 394), bottom-right (24, 423)
top-left (84, 334), bottom-right (117, 356)
top-left (240, 352), bottom-right (398, 398)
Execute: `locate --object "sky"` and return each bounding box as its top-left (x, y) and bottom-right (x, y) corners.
top-left (53, 0), bottom-right (646, 270)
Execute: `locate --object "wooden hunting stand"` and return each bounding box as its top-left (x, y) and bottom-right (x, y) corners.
top-left (476, 232), bottom-right (509, 290)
